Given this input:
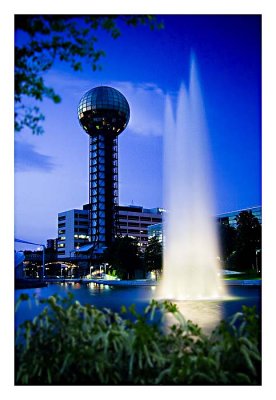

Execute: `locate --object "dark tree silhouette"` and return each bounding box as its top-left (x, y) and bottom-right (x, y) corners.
top-left (144, 236), bottom-right (162, 280)
top-left (227, 211), bottom-right (261, 271)
top-left (104, 236), bottom-right (142, 279)
top-left (217, 221), bottom-right (237, 264)
top-left (15, 15), bottom-right (163, 134)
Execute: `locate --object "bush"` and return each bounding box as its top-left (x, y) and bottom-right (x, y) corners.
top-left (15, 293), bottom-right (261, 385)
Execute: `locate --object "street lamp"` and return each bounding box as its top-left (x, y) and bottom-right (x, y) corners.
top-left (37, 245), bottom-right (46, 280)
top-left (102, 263), bottom-right (109, 277)
top-left (256, 249), bottom-right (261, 273)
top-left (42, 245), bottom-right (45, 279)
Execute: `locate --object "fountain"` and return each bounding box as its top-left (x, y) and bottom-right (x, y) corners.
top-left (157, 55), bottom-right (226, 301)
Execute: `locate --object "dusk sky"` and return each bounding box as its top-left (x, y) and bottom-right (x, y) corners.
top-left (14, 15), bottom-right (261, 250)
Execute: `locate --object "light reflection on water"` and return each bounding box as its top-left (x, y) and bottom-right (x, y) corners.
top-left (156, 293), bottom-right (246, 334)
top-left (162, 296), bottom-right (236, 335)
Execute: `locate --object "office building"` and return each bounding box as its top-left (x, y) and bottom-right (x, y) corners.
top-left (57, 204), bottom-right (163, 259)
top-left (57, 208), bottom-right (90, 258)
top-left (118, 205), bottom-right (163, 251)
top-left (47, 238), bottom-right (58, 251)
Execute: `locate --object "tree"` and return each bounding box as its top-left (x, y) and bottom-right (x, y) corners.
top-left (104, 236), bottom-right (142, 280)
top-left (15, 15), bottom-right (163, 135)
top-left (144, 236), bottom-right (162, 280)
top-left (228, 211), bottom-right (261, 272)
top-left (217, 221), bottom-right (237, 265)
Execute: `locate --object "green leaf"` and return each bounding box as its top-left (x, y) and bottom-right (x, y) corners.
top-left (240, 345), bottom-right (256, 376)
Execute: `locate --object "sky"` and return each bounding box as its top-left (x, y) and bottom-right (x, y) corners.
top-left (14, 14), bottom-right (261, 250)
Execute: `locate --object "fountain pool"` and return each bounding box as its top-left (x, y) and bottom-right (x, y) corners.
top-left (15, 282), bottom-right (260, 334)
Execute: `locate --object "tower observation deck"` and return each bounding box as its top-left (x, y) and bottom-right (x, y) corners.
top-left (78, 86), bottom-right (130, 252)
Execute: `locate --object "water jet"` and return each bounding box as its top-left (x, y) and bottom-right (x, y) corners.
top-left (157, 55), bottom-right (226, 302)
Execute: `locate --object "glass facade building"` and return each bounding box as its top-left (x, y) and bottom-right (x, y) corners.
top-left (149, 206), bottom-right (262, 244)
top-left (216, 206), bottom-right (262, 228)
top-left (148, 222), bottom-right (163, 243)
top-left (78, 86), bottom-right (130, 251)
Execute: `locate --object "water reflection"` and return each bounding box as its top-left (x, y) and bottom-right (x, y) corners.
top-left (15, 284), bottom-right (260, 333)
top-left (87, 282), bottom-right (111, 294)
top-left (164, 299), bottom-right (222, 335)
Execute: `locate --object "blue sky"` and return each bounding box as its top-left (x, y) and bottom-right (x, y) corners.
top-left (14, 15), bottom-right (261, 249)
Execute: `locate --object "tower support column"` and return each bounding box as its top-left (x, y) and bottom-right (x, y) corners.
top-left (89, 134), bottom-right (119, 250)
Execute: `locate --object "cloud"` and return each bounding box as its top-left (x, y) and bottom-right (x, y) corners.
top-left (108, 81), bottom-right (166, 137)
top-left (44, 71), bottom-right (94, 100)
top-left (15, 140), bottom-right (56, 172)
top-left (46, 71), bottom-right (168, 137)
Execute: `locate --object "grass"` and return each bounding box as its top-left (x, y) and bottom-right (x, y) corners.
top-left (224, 271), bottom-right (261, 281)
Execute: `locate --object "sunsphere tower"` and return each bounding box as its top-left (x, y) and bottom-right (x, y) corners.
top-left (78, 86), bottom-right (130, 252)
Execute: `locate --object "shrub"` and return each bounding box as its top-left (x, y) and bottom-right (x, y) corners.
top-left (15, 293), bottom-right (261, 385)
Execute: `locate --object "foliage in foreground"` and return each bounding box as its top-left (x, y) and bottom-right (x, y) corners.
top-left (15, 294), bottom-right (261, 385)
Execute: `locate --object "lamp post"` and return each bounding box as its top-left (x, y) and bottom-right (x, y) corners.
top-left (99, 263), bottom-right (108, 278)
top-left (75, 246), bottom-right (80, 260)
top-left (256, 249), bottom-right (261, 273)
top-left (42, 245), bottom-right (45, 280)
top-left (103, 263), bottom-right (108, 276)
top-left (37, 245), bottom-right (46, 280)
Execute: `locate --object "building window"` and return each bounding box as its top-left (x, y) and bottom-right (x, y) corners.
top-left (78, 228), bottom-right (89, 233)
top-left (127, 229), bottom-right (141, 234)
top-left (77, 221), bottom-right (89, 226)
